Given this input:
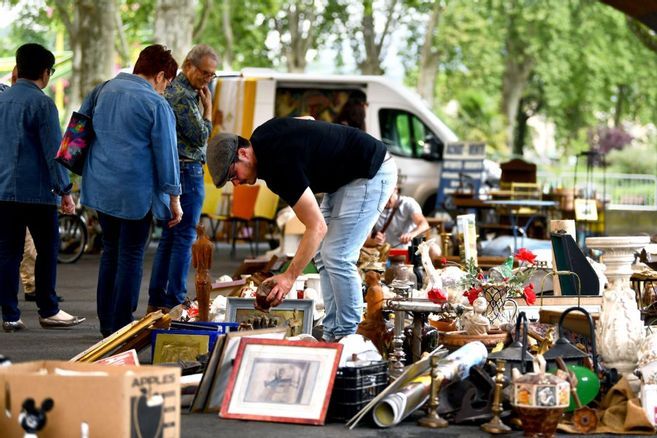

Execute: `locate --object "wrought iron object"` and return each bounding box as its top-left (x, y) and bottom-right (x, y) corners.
top-left (543, 307), bottom-right (600, 372)
top-left (488, 311), bottom-right (534, 380)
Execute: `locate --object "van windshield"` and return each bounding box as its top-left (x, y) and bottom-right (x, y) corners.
top-left (379, 109), bottom-right (443, 162)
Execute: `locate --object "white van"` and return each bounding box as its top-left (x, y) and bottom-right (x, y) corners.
top-left (210, 69), bottom-right (459, 213)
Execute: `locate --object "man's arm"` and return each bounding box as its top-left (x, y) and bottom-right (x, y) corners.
top-left (266, 188), bottom-right (327, 307)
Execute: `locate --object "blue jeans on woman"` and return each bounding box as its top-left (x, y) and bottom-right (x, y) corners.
top-left (97, 211), bottom-right (152, 336)
top-left (0, 202), bottom-right (60, 323)
top-left (148, 162), bottom-right (204, 310)
top-left (315, 158), bottom-right (397, 341)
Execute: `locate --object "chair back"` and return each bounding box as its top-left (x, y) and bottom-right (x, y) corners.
top-left (230, 185), bottom-right (260, 220)
top-left (201, 184), bottom-right (223, 216)
top-left (253, 184), bottom-right (280, 220)
top-left (500, 158), bottom-right (537, 190)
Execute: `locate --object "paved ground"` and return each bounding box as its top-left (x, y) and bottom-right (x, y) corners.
top-left (1, 241), bottom-right (611, 437)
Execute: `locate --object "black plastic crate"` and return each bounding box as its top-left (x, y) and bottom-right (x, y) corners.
top-left (328, 361), bottom-right (388, 421)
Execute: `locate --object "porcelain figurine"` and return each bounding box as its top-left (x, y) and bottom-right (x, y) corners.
top-left (586, 235), bottom-right (649, 374)
top-left (462, 296), bottom-right (490, 336)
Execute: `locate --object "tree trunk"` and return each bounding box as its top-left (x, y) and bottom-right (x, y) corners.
top-left (501, 37), bottom-right (533, 154)
top-left (417, 2), bottom-right (444, 107)
top-left (54, 0), bottom-right (116, 117)
top-left (276, 2), bottom-right (316, 73)
top-left (358, 0), bottom-right (399, 75)
top-left (154, 0), bottom-right (197, 64)
top-left (221, 0), bottom-right (234, 70)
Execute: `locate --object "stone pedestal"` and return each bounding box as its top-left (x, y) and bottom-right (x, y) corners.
top-left (586, 236), bottom-right (649, 374)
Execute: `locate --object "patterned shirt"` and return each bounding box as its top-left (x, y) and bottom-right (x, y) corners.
top-left (165, 73), bottom-right (212, 163)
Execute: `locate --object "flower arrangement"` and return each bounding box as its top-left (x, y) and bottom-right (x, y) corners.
top-left (460, 248), bottom-right (538, 305)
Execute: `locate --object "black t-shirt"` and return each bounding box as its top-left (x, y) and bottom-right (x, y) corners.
top-left (250, 117), bottom-right (387, 206)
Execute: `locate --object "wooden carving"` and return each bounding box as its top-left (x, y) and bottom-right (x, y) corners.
top-left (192, 224), bottom-right (213, 321)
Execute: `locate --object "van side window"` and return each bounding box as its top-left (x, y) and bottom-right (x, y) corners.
top-left (379, 109), bottom-right (443, 161)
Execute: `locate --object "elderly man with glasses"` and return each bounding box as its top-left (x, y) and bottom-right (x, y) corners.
top-left (148, 44), bottom-right (219, 314)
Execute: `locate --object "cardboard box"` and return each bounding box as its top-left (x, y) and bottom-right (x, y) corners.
top-left (0, 361), bottom-right (180, 438)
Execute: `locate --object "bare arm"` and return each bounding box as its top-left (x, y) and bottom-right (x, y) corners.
top-left (266, 188), bottom-right (327, 306)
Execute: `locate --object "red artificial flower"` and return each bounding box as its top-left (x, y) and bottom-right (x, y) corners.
top-left (515, 248), bottom-right (536, 265)
top-left (463, 287), bottom-right (481, 305)
top-left (523, 283), bottom-right (536, 305)
top-left (428, 288), bottom-right (447, 304)
top-left (440, 257), bottom-right (447, 266)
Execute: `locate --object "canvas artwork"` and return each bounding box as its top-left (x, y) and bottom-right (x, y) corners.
top-left (243, 358), bottom-right (319, 405)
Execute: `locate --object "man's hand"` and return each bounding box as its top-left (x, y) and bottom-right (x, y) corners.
top-left (168, 195), bottom-right (183, 228)
top-left (199, 86), bottom-right (212, 120)
top-left (372, 231), bottom-right (386, 245)
top-left (60, 194), bottom-right (75, 215)
top-left (399, 232), bottom-right (413, 244)
top-left (265, 272), bottom-right (295, 308)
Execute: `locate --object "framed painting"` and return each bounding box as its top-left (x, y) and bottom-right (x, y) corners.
top-left (220, 338), bottom-right (342, 425)
top-left (226, 298), bottom-right (314, 337)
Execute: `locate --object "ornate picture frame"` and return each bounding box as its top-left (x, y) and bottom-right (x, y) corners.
top-left (220, 338), bottom-right (342, 425)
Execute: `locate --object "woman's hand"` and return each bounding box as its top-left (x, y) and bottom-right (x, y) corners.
top-left (168, 195), bottom-right (183, 228)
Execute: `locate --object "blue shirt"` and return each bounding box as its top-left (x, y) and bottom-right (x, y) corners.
top-left (165, 73), bottom-right (212, 162)
top-left (80, 73), bottom-right (181, 220)
top-left (0, 79), bottom-right (71, 205)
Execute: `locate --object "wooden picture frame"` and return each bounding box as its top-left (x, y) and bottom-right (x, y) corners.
top-left (226, 298), bottom-right (314, 337)
top-left (220, 338), bottom-right (342, 425)
top-left (204, 327), bottom-right (287, 412)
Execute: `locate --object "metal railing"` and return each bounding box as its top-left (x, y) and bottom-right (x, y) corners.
top-left (537, 171), bottom-right (657, 211)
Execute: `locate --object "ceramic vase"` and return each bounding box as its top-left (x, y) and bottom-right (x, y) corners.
top-left (586, 235), bottom-right (649, 375)
top-left (482, 283), bottom-right (516, 326)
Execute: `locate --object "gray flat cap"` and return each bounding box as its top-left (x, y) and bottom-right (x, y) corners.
top-left (207, 133), bottom-right (238, 188)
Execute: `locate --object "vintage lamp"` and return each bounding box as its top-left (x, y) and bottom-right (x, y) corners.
top-left (543, 306), bottom-right (600, 372)
top-left (488, 312), bottom-right (534, 380)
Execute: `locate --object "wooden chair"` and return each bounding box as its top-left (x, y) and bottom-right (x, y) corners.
top-left (500, 158), bottom-right (537, 190)
top-left (251, 184), bottom-right (280, 255)
top-left (227, 185), bottom-right (260, 257)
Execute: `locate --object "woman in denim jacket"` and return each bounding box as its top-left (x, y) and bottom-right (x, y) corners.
top-left (80, 45), bottom-right (182, 337)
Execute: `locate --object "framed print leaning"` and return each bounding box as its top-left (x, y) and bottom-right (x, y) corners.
top-left (226, 298), bottom-right (314, 336)
top-left (220, 338), bottom-right (342, 425)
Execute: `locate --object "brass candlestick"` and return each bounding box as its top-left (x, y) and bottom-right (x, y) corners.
top-left (418, 354), bottom-right (448, 428)
top-left (481, 359), bottom-right (511, 434)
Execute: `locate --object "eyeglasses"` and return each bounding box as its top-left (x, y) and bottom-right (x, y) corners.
top-left (195, 65), bottom-right (217, 79)
top-left (227, 158), bottom-right (238, 182)
top-left (49, 67), bottom-right (56, 76)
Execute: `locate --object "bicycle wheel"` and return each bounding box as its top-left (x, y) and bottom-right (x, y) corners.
top-left (58, 215), bottom-right (88, 264)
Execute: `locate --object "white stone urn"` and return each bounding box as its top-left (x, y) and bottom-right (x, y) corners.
top-left (586, 235), bottom-right (649, 374)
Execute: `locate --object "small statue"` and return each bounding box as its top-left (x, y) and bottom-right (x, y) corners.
top-left (192, 224), bottom-right (213, 321)
top-left (357, 271), bottom-right (392, 354)
top-left (462, 296), bottom-right (490, 336)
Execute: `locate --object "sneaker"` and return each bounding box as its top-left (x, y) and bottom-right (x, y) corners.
top-left (3, 319), bottom-right (26, 332)
top-left (39, 310), bottom-right (85, 328)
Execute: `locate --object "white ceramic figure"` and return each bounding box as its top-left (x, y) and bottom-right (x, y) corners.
top-left (415, 239), bottom-right (443, 298)
top-left (462, 296), bottom-right (490, 336)
top-left (586, 236), bottom-right (649, 375)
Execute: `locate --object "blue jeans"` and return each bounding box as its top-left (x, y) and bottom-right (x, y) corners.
top-left (315, 158), bottom-right (397, 340)
top-left (97, 211), bottom-right (152, 336)
top-left (148, 162), bottom-right (204, 309)
top-left (0, 202), bottom-right (60, 322)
